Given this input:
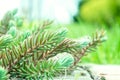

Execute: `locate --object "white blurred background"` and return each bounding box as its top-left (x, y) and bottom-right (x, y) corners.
top-left (0, 0), bottom-right (80, 23)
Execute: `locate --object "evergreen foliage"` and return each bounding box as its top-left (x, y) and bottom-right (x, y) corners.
top-left (0, 66), bottom-right (7, 80)
top-left (0, 10), bottom-right (106, 80)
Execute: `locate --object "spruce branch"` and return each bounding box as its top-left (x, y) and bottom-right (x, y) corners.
top-left (34, 20), bottom-right (53, 35)
top-left (0, 9), bottom-right (18, 35)
top-left (0, 66), bottom-right (8, 80)
top-left (0, 35), bottom-right (13, 50)
top-left (0, 22), bottom-right (67, 72)
top-left (9, 60), bottom-right (63, 79)
top-left (73, 30), bottom-right (106, 66)
top-left (0, 10), bottom-right (106, 80)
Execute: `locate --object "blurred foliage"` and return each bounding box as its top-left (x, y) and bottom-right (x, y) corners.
top-left (0, 9), bottom-right (24, 36)
top-left (76, 0), bottom-right (120, 26)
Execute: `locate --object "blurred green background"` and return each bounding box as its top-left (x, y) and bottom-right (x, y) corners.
top-left (0, 0), bottom-right (120, 64)
top-left (69, 0), bottom-right (120, 64)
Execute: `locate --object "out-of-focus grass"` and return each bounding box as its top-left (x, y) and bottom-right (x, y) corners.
top-left (66, 23), bottom-right (120, 64)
